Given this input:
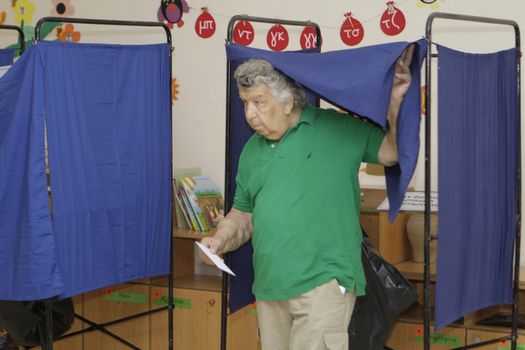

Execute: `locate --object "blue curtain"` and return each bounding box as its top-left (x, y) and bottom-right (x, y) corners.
top-left (435, 45), bottom-right (518, 329)
top-left (227, 40), bottom-right (427, 222)
top-left (0, 41), bottom-right (171, 300)
top-left (0, 48), bottom-right (14, 66)
top-left (226, 41), bottom-right (427, 312)
top-left (0, 45), bottom-right (64, 300)
top-left (40, 41), bottom-right (172, 297)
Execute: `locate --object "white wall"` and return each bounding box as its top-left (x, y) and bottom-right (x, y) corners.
top-left (2, 0), bottom-right (525, 261)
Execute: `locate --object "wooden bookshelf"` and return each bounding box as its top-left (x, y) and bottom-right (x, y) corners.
top-left (174, 274), bottom-right (222, 291)
top-left (377, 208), bottom-right (525, 348)
top-left (393, 255), bottom-right (525, 290)
top-left (168, 227), bottom-right (222, 292)
top-left (395, 260), bottom-right (436, 281)
top-left (360, 188), bottom-right (388, 213)
top-left (173, 228), bottom-right (217, 240)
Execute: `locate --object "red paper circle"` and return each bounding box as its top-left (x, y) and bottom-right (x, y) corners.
top-left (300, 26), bottom-right (318, 50)
top-left (266, 24), bottom-right (289, 51)
top-left (232, 21), bottom-right (254, 46)
top-left (340, 16), bottom-right (364, 46)
top-left (380, 5), bottom-right (406, 36)
top-left (195, 11), bottom-right (216, 39)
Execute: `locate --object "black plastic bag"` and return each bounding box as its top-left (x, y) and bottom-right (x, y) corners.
top-left (0, 298), bottom-right (74, 347)
top-left (348, 231), bottom-right (418, 350)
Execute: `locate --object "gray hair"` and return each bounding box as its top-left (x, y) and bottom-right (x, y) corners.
top-left (233, 59), bottom-right (306, 110)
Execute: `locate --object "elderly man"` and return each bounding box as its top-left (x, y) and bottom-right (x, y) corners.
top-left (201, 45), bottom-right (414, 350)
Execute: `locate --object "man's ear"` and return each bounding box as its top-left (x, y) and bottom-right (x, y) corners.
top-left (284, 95), bottom-right (294, 115)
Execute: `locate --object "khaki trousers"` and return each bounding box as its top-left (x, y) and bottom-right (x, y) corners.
top-left (256, 279), bottom-right (356, 350)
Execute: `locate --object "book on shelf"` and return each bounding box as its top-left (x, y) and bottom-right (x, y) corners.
top-left (172, 179), bottom-right (191, 230)
top-left (179, 175), bottom-right (224, 232)
top-left (178, 179), bottom-right (202, 231)
top-left (173, 167), bottom-right (202, 231)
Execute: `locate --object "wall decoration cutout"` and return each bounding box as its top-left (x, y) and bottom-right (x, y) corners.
top-left (195, 7), bottom-right (215, 39)
top-left (0, 12), bottom-right (6, 24)
top-left (57, 23), bottom-right (80, 42)
top-left (50, 0), bottom-right (75, 17)
top-left (266, 24), bottom-right (289, 51)
top-left (12, 0), bottom-right (36, 25)
top-left (380, 1), bottom-right (406, 36)
top-left (158, 0), bottom-right (189, 29)
top-left (417, 0), bottom-right (440, 7)
top-left (232, 20), bottom-right (254, 46)
top-left (172, 77), bottom-right (180, 101)
top-left (300, 26), bottom-right (318, 50)
top-left (340, 12), bottom-right (364, 46)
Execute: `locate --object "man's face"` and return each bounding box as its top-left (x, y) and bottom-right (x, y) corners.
top-left (239, 83), bottom-right (292, 141)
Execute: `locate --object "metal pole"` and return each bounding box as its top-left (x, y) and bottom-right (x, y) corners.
top-left (0, 24), bottom-right (25, 54)
top-left (423, 23), bottom-right (433, 350)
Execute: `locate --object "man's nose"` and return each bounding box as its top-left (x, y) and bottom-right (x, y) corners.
top-left (245, 104), bottom-right (257, 119)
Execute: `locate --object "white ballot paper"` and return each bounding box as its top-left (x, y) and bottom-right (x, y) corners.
top-left (195, 241), bottom-right (236, 276)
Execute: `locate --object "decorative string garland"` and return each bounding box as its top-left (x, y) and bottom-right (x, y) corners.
top-left (380, 1), bottom-right (406, 36)
top-left (195, 7), bottom-right (216, 38)
top-left (266, 24), bottom-right (289, 51)
top-left (232, 20), bottom-right (254, 46)
top-left (164, 0), bottom-right (436, 102)
top-left (340, 12), bottom-right (365, 46)
top-left (300, 26), bottom-right (318, 49)
top-left (183, 1), bottom-right (421, 50)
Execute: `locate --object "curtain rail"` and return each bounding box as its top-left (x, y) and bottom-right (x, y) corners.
top-left (0, 24), bottom-right (25, 55)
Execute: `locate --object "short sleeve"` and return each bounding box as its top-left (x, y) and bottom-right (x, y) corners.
top-left (362, 121), bottom-right (385, 164)
top-left (345, 114), bottom-right (385, 164)
top-left (232, 150), bottom-right (253, 213)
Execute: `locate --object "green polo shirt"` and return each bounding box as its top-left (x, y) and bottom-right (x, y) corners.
top-left (233, 104), bottom-right (385, 301)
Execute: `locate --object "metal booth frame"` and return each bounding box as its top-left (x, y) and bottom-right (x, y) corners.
top-left (0, 24), bottom-right (25, 56)
top-left (33, 17), bottom-right (174, 350)
top-left (223, 15), bottom-right (322, 350)
top-left (424, 12), bottom-right (521, 350)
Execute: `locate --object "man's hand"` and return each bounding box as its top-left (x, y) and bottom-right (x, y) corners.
top-left (390, 44), bottom-right (415, 107)
top-left (199, 236), bottom-right (226, 265)
top-left (197, 208), bottom-right (253, 265)
top-left (379, 44), bottom-right (416, 166)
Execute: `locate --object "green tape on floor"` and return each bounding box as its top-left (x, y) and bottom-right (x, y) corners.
top-left (414, 333), bottom-right (460, 347)
top-left (153, 296), bottom-right (169, 306)
top-left (104, 292), bottom-right (146, 304)
top-left (496, 344), bottom-right (525, 350)
top-left (153, 296), bottom-right (192, 309)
